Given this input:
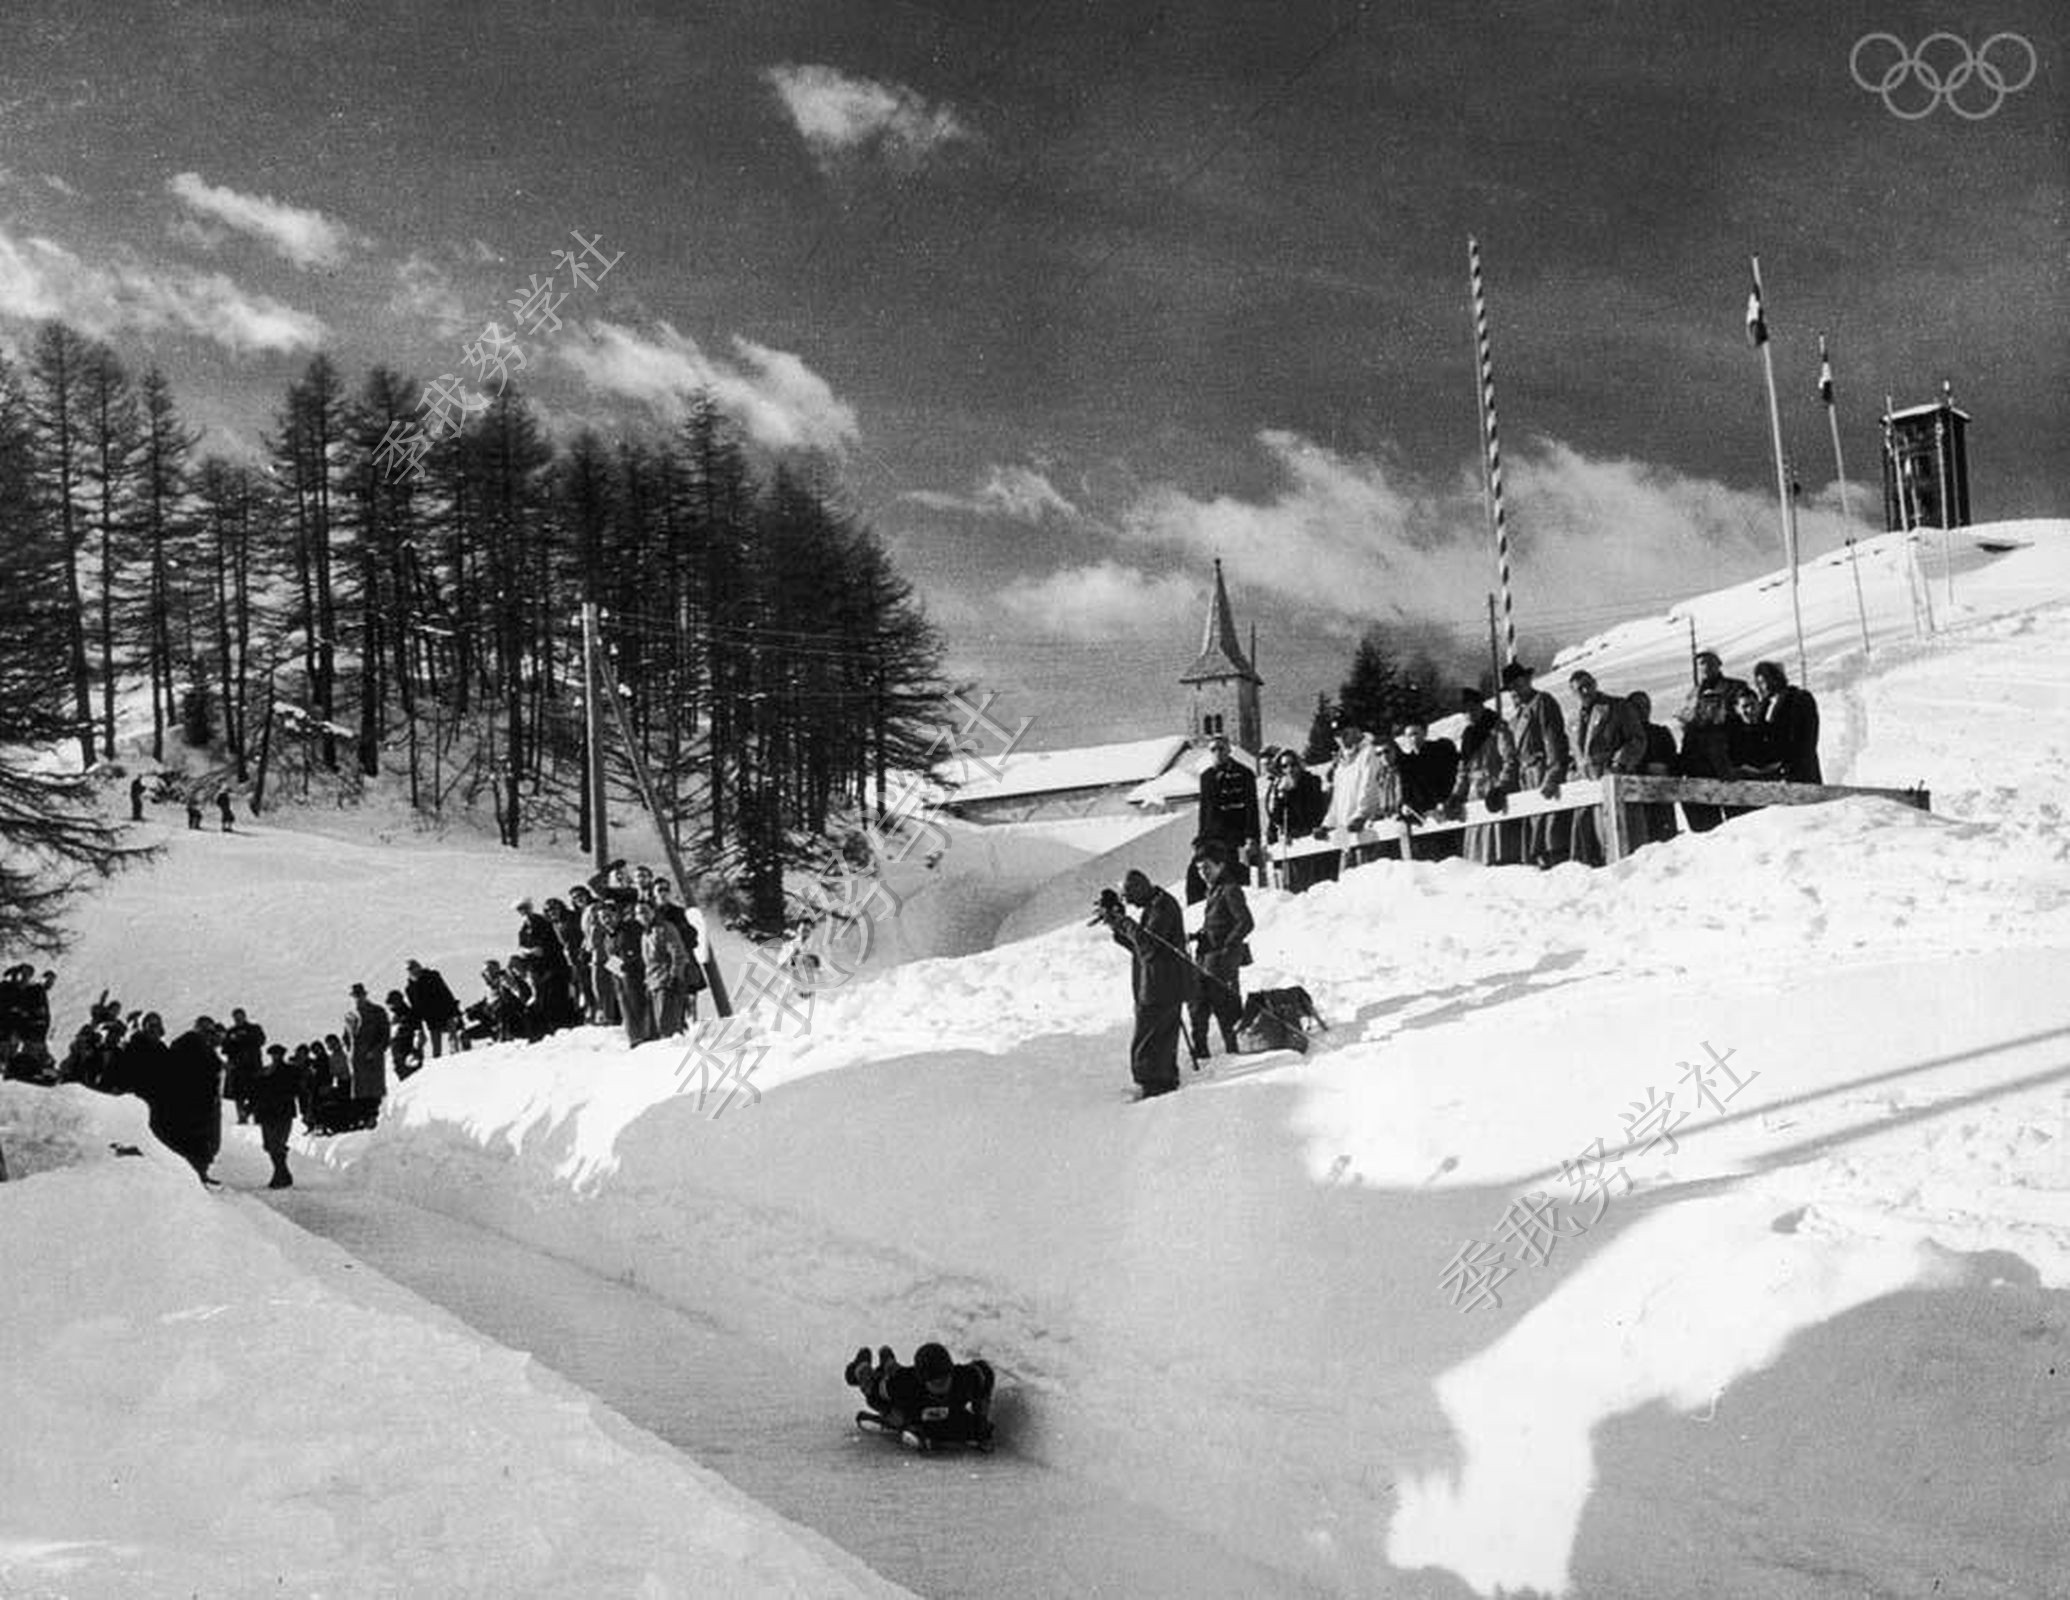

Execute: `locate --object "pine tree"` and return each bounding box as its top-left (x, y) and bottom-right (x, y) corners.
top-left (0, 351), bottom-right (148, 948)
top-left (1302, 693), bottom-right (1336, 763)
top-left (1337, 628), bottom-right (1405, 735)
top-left (79, 344), bottom-right (141, 762)
top-left (133, 368), bottom-right (198, 761)
top-left (26, 322), bottom-right (97, 770)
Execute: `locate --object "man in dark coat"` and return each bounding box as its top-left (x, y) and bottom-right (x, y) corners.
top-left (404, 959), bottom-right (462, 1057)
top-left (1627, 691), bottom-right (1680, 847)
top-left (155, 1017), bottom-right (226, 1183)
top-left (1188, 735), bottom-right (1260, 903)
top-left (215, 791), bottom-right (235, 832)
top-left (108, 1011), bottom-right (167, 1099)
top-left (514, 898), bottom-right (572, 1030)
top-left (1396, 720), bottom-right (1461, 861)
top-left (1101, 868), bottom-right (1190, 1099)
top-left (1503, 662), bottom-right (1571, 867)
top-left (221, 1007), bottom-right (267, 1124)
top-left (129, 774), bottom-right (147, 821)
top-left (1675, 650), bottom-right (1750, 832)
top-left (248, 1043), bottom-right (302, 1189)
top-left (345, 983), bottom-right (389, 1108)
top-left (1753, 661), bottom-right (1823, 783)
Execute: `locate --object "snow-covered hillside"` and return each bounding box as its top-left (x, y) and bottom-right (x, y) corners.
top-left (5, 517), bottom-right (2069, 1598)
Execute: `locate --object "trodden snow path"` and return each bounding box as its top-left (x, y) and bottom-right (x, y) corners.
top-left (258, 1166), bottom-right (1338, 1600)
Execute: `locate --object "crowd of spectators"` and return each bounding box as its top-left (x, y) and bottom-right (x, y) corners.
top-left (1249, 653), bottom-right (1823, 888)
top-left (1, 854), bottom-right (711, 1186)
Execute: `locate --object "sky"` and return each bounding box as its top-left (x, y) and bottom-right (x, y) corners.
top-left (1, 0), bottom-right (2064, 749)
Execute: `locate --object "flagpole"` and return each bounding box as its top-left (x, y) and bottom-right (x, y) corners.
top-left (1819, 334), bottom-right (1872, 658)
top-left (1749, 256), bottom-right (1808, 683)
top-left (1468, 237), bottom-right (1518, 667)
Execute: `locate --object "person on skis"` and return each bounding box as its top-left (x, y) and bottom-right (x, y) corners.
top-left (845, 1341), bottom-right (996, 1448)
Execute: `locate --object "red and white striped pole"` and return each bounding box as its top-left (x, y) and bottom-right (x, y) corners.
top-left (1468, 236), bottom-right (1518, 668)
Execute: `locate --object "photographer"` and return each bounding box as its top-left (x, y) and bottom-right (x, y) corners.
top-left (1096, 869), bottom-right (1190, 1101)
top-left (1187, 842), bottom-right (1253, 1059)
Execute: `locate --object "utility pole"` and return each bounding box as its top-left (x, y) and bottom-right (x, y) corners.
top-left (581, 600), bottom-right (610, 877)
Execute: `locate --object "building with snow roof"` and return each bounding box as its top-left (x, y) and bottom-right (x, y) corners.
top-left (1882, 383), bottom-right (1972, 532)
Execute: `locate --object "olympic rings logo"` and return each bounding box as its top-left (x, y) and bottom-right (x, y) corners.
top-left (1851, 33), bottom-right (2038, 120)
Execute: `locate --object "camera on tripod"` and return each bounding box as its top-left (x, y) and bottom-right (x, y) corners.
top-left (1088, 886), bottom-right (1125, 926)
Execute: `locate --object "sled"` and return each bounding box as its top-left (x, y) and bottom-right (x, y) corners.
top-left (854, 1411), bottom-right (994, 1454)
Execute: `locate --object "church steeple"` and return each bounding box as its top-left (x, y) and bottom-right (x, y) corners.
top-left (1179, 559), bottom-right (1262, 753)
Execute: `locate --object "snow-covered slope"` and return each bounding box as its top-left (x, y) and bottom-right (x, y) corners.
top-left (7, 513), bottom-right (2070, 1598)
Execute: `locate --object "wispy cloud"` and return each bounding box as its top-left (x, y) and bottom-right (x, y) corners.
top-left (0, 226), bottom-right (327, 353)
top-left (992, 560), bottom-right (1201, 643)
top-left (1118, 430), bottom-right (1876, 641)
top-left (560, 320), bottom-right (858, 452)
top-left (388, 251), bottom-right (471, 336)
top-left (39, 173), bottom-right (76, 197)
top-left (906, 464), bottom-right (1081, 522)
top-left (765, 63), bottom-right (972, 172)
top-left (166, 172), bottom-right (364, 268)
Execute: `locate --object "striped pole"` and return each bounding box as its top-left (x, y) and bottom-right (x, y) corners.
top-left (1468, 237), bottom-right (1517, 667)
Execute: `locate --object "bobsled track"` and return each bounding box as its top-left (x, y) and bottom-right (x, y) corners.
top-left (268, 1171), bottom-right (1337, 1600)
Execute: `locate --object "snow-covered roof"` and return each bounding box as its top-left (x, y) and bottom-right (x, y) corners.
top-left (937, 734), bottom-right (1190, 806)
top-left (1884, 401), bottom-right (1971, 424)
top-left (1126, 744), bottom-right (1258, 809)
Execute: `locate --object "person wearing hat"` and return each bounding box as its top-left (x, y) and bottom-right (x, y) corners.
top-left (1096, 867), bottom-right (1190, 1100)
top-left (248, 1042), bottom-right (303, 1189)
top-left (1501, 662), bottom-right (1570, 867)
top-left (1674, 651), bottom-right (1749, 833)
top-left (1320, 714), bottom-right (1401, 868)
top-left (404, 958), bottom-right (462, 1057)
top-left (344, 982), bottom-right (390, 1113)
top-left (154, 1016), bottom-right (226, 1183)
top-left (1188, 733), bottom-right (1260, 905)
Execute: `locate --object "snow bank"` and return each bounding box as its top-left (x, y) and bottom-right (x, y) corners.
top-left (0, 1084), bottom-right (912, 1600)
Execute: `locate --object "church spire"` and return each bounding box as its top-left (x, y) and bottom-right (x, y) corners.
top-left (1180, 559), bottom-right (1258, 685)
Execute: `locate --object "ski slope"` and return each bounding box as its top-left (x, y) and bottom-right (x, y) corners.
top-left (4, 517), bottom-right (2069, 1598)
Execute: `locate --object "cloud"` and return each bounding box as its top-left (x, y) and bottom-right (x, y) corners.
top-left (1117, 430), bottom-right (1877, 645)
top-left (167, 172), bottom-right (364, 268)
top-left (906, 464), bottom-right (1081, 522)
top-left (388, 251), bottom-right (470, 336)
top-left (560, 320), bottom-right (858, 452)
top-left (991, 561), bottom-right (1202, 643)
top-left (39, 174), bottom-right (76, 197)
top-left (0, 225), bottom-right (327, 353)
top-left (765, 63), bottom-right (972, 172)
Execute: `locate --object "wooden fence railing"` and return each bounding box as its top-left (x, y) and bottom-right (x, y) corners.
top-left (1266, 775), bottom-right (1931, 876)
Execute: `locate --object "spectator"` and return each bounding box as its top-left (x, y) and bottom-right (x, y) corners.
top-left (1097, 868), bottom-right (1189, 1101)
top-left (1449, 687), bottom-right (1521, 866)
top-left (1628, 691), bottom-right (1681, 847)
top-left (1265, 749), bottom-right (1329, 891)
top-left (1189, 735), bottom-right (1261, 903)
top-left (0, 964), bottom-right (25, 1076)
top-left (1754, 661), bottom-right (1823, 784)
top-left (514, 898), bottom-right (572, 1031)
top-left (1187, 843), bottom-right (1254, 1059)
top-left (221, 1007), bottom-right (267, 1125)
top-left (185, 796), bottom-right (203, 831)
top-left (548, 895), bottom-right (591, 1021)
top-left (581, 890), bottom-right (620, 1027)
top-left (154, 1016), bottom-right (226, 1184)
top-left (129, 774), bottom-right (147, 822)
top-left (1321, 717), bottom-right (1398, 868)
top-left (108, 1011), bottom-right (168, 1099)
top-left (344, 983), bottom-right (389, 1110)
top-left (1503, 662), bottom-right (1571, 867)
top-left (606, 901), bottom-right (651, 1046)
top-left (249, 1043), bottom-right (302, 1189)
top-left (322, 1033), bottom-right (351, 1089)
top-left (1396, 720), bottom-right (1460, 860)
top-left (216, 791), bottom-right (235, 833)
top-left (1675, 651), bottom-right (1750, 832)
top-left (1724, 685), bottom-right (1785, 796)
top-left (1568, 670), bottom-right (1647, 866)
top-left (652, 887), bottom-right (709, 1023)
top-left (637, 902), bottom-right (693, 1038)
top-left (386, 989), bottom-right (422, 1079)
top-left (403, 959), bottom-right (462, 1057)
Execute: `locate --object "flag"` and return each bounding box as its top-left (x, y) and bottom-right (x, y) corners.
top-left (1745, 265), bottom-right (1768, 347)
top-left (1817, 334), bottom-right (1834, 407)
